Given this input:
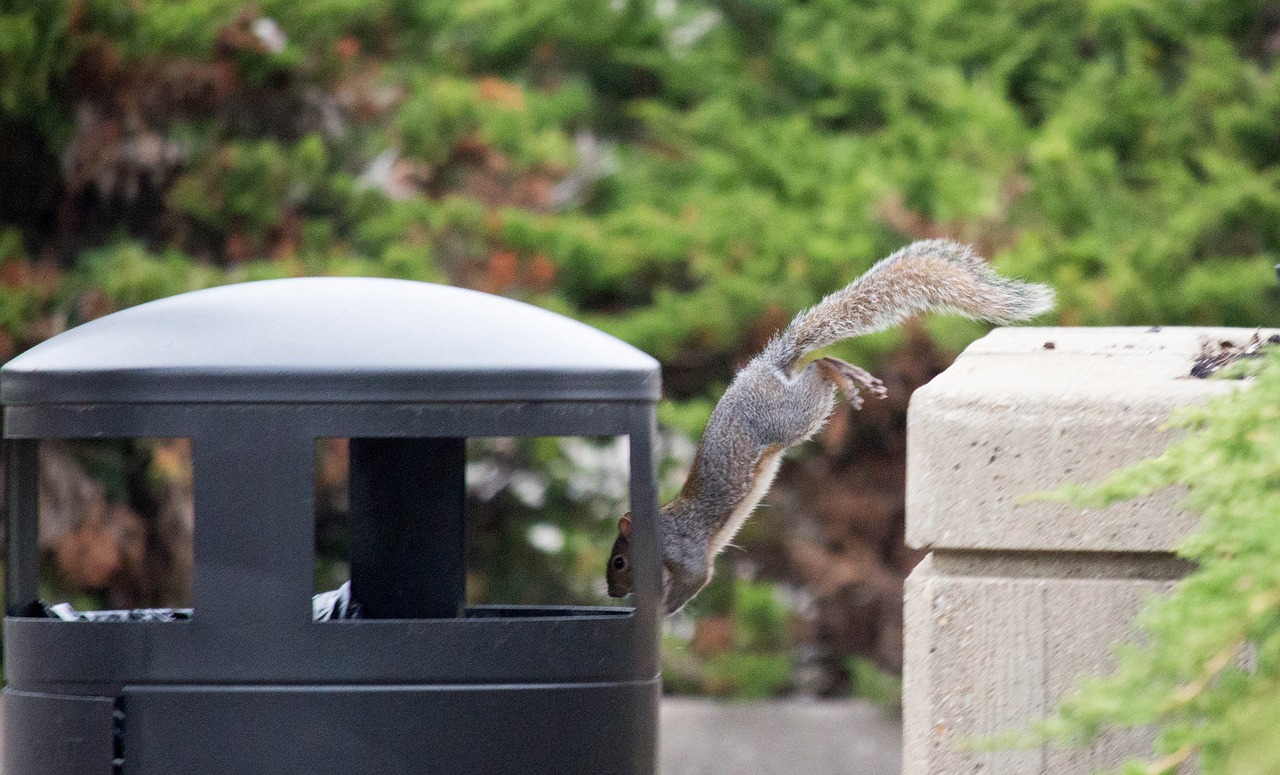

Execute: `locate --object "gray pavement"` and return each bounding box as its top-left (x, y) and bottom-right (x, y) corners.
top-left (661, 698), bottom-right (902, 775)
top-left (0, 695), bottom-right (903, 774)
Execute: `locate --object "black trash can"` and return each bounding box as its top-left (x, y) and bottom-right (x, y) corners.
top-left (1, 277), bottom-right (662, 775)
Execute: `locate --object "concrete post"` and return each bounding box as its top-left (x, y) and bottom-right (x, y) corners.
top-left (903, 326), bottom-right (1270, 774)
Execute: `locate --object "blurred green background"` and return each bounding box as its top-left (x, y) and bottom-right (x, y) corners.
top-left (2, 0), bottom-right (1279, 700)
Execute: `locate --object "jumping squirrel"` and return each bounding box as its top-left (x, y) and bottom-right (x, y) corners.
top-left (605, 239), bottom-right (1055, 614)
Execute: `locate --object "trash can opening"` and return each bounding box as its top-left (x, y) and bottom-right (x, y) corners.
top-left (314, 435), bottom-right (635, 620)
top-left (26, 437), bottom-right (193, 619)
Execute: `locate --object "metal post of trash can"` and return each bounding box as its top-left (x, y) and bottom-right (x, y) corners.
top-left (4, 439), bottom-right (39, 616)
top-left (349, 437), bottom-right (466, 619)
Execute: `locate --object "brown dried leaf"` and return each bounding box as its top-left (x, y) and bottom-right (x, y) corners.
top-left (476, 77), bottom-right (527, 110)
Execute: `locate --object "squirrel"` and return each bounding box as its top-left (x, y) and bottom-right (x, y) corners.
top-left (605, 239), bottom-right (1055, 614)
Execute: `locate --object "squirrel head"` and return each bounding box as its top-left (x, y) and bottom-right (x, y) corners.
top-left (605, 513), bottom-right (632, 598)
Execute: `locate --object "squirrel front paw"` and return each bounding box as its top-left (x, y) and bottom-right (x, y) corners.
top-left (662, 556), bottom-right (711, 615)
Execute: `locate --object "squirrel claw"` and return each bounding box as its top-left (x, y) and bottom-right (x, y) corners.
top-left (815, 356), bottom-right (886, 409)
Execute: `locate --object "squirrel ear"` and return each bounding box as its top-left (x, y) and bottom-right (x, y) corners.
top-left (617, 513), bottom-right (632, 538)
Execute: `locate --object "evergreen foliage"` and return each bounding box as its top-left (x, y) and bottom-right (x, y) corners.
top-left (4, 0), bottom-right (1280, 698)
top-left (1038, 352), bottom-right (1280, 774)
top-left (6, 1), bottom-right (1280, 398)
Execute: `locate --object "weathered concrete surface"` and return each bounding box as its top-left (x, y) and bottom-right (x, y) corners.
top-left (904, 326), bottom-right (1273, 775)
top-left (661, 698), bottom-right (901, 775)
top-left (904, 557), bottom-right (1166, 774)
top-left (907, 326), bottom-right (1265, 552)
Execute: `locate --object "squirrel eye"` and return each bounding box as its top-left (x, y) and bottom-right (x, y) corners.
top-left (612, 556), bottom-right (627, 570)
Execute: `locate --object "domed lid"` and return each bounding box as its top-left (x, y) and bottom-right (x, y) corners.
top-left (1, 277), bottom-right (660, 404)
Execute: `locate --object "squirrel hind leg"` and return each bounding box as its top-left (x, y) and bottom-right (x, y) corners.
top-left (813, 356), bottom-right (887, 409)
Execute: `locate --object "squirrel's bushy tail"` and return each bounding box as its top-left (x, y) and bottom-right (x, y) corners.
top-left (766, 239), bottom-right (1054, 370)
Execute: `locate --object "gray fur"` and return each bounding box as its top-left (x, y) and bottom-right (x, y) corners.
top-left (766, 239), bottom-right (1055, 370)
top-left (610, 239), bottom-right (1055, 614)
top-left (657, 360), bottom-right (836, 612)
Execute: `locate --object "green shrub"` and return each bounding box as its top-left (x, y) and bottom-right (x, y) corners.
top-left (1036, 351), bottom-right (1280, 774)
top-left (5, 0), bottom-right (1280, 698)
